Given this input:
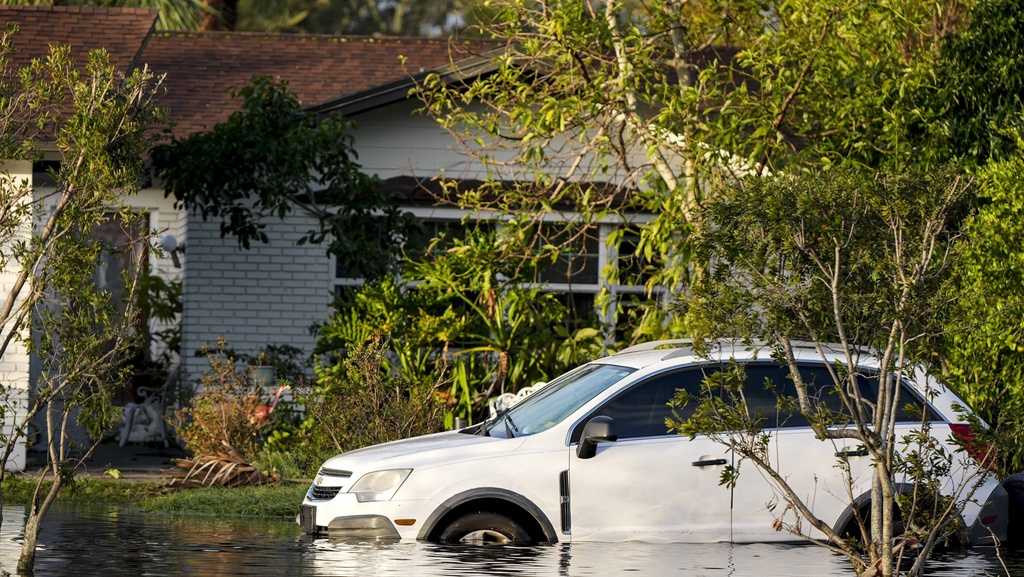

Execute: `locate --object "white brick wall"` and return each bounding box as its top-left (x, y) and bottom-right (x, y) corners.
top-left (0, 161), bottom-right (33, 472)
top-left (181, 209), bottom-right (333, 384)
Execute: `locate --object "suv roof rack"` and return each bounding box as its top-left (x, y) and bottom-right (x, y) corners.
top-left (614, 339), bottom-right (694, 355)
top-left (614, 339), bottom-right (867, 359)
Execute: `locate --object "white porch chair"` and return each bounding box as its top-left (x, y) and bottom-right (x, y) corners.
top-left (487, 382), bottom-right (545, 419)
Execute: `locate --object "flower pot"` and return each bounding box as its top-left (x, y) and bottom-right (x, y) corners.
top-left (247, 365), bottom-right (276, 395)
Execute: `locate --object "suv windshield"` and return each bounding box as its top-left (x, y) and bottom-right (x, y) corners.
top-left (486, 363), bottom-right (635, 438)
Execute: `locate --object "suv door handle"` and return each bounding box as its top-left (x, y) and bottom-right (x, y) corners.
top-left (835, 447), bottom-right (869, 458)
top-left (692, 458), bottom-right (727, 467)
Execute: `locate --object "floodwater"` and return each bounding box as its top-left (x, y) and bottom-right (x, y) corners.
top-left (0, 505), bottom-right (1020, 576)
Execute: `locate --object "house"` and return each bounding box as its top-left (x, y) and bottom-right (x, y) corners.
top-left (0, 6), bottom-right (658, 471)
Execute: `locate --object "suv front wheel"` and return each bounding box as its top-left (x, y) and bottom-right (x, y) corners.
top-left (437, 511), bottom-right (534, 545)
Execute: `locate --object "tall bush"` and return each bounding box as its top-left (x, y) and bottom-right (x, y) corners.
top-left (944, 156), bottom-right (1024, 476)
top-left (176, 352), bottom-right (266, 464)
top-left (680, 166), bottom-right (978, 577)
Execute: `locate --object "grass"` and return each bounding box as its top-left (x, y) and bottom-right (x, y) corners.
top-left (1, 476), bottom-right (164, 505)
top-left (139, 483), bottom-right (309, 519)
top-left (1, 475), bottom-right (309, 520)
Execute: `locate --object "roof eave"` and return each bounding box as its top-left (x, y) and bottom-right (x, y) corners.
top-left (306, 47), bottom-right (504, 118)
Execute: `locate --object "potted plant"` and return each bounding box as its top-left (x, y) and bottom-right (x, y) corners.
top-left (246, 351), bottom-right (276, 394)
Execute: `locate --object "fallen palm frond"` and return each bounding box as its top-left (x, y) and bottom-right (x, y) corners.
top-left (169, 444), bottom-right (275, 488)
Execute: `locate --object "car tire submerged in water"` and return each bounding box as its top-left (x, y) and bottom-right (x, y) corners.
top-left (437, 512), bottom-right (534, 545)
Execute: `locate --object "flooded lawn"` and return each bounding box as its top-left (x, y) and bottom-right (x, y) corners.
top-left (0, 505), bottom-right (1019, 576)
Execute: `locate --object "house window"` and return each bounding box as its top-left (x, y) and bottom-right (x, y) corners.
top-left (332, 258), bottom-right (364, 296)
top-left (616, 229), bottom-right (658, 287)
top-left (331, 214), bottom-right (665, 334)
top-left (531, 224), bottom-right (601, 287)
top-left (554, 292), bottom-right (596, 329)
top-left (402, 219), bottom-right (482, 259)
top-left (332, 218), bottom-right (485, 293)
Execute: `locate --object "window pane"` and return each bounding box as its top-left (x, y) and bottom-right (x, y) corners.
top-left (553, 292), bottom-right (595, 329)
top-left (743, 363), bottom-right (882, 428)
top-left (401, 219), bottom-right (481, 261)
top-left (612, 292), bottom-right (662, 341)
top-left (856, 373), bottom-right (940, 423)
top-left (746, 363), bottom-right (942, 428)
top-left (617, 229), bottom-right (657, 287)
top-left (533, 225), bottom-right (600, 285)
top-left (740, 364), bottom-right (792, 428)
top-left (586, 368), bottom-right (706, 440)
top-left (488, 363), bottom-right (635, 438)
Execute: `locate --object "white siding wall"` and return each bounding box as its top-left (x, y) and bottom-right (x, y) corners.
top-left (129, 187), bottom-right (186, 363)
top-left (181, 211), bottom-right (333, 384)
top-left (0, 161), bottom-right (33, 471)
top-left (349, 100), bottom-right (641, 184)
top-left (351, 100), bottom-right (494, 181)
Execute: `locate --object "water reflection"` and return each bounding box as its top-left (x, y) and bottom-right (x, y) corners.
top-left (305, 540), bottom-right (853, 576)
top-left (0, 505), bottom-right (1017, 577)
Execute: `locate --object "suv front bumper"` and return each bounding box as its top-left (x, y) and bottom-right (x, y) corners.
top-left (299, 492), bottom-right (427, 540)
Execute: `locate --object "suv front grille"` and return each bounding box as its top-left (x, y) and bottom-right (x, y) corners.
top-left (310, 485), bottom-right (343, 500)
top-left (320, 467), bottom-right (352, 478)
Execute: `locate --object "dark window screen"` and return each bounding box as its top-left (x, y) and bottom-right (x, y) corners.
top-left (856, 372), bottom-right (940, 423)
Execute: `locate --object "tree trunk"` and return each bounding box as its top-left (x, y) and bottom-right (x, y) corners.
top-left (201, 0), bottom-right (239, 31)
top-left (17, 477), bottom-right (61, 575)
top-left (17, 513), bottom-right (40, 575)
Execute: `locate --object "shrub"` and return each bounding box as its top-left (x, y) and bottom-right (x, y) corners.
top-left (175, 343), bottom-right (295, 486)
top-left (177, 351), bottom-right (265, 462)
top-left (315, 226), bottom-right (606, 426)
top-left (281, 336), bottom-right (445, 474)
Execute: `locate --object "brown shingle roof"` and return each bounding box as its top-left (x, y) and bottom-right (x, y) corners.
top-left (0, 6), bottom-right (490, 140)
top-left (140, 32), bottom-right (487, 138)
top-left (0, 5), bottom-right (156, 74)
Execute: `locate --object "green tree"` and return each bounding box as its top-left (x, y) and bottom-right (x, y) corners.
top-left (678, 167), bottom-right (978, 577)
top-left (153, 77), bottom-right (414, 280)
top-left (416, 0), bottom-right (964, 342)
top-left (238, 0), bottom-right (474, 35)
top-left (924, 0), bottom-right (1024, 165)
top-left (922, 0), bottom-right (1024, 478)
top-left (0, 27), bottom-right (162, 572)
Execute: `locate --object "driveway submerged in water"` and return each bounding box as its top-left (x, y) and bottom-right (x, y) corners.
top-left (0, 505), bottom-right (1017, 576)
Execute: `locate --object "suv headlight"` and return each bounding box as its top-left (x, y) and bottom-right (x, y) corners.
top-left (348, 469), bottom-right (412, 502)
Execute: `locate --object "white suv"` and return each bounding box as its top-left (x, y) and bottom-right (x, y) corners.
top-left (299, 340), bottom-right (1008, 545)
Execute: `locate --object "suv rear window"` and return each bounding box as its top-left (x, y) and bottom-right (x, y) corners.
top-left (742, 362), bottom-right (940, 428)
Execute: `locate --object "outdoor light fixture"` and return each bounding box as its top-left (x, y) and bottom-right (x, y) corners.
top-left (160, 234), bottom-right (185, 268)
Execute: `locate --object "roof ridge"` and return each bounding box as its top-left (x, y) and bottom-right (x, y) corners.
top-left (150, 30), bottom-right (479, 43)
top-left (0, 5), bottom-right (155, 15)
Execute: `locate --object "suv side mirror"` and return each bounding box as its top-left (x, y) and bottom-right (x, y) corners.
top-left (577, 416), bottom-right (617, 459)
